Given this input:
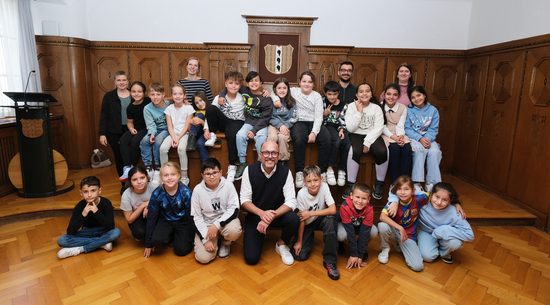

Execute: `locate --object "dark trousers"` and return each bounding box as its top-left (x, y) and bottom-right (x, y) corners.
top-left (388, 142), bottom-right (412, 183)
top-left (105, 127), bottom-right (128, 176)
top-left (243, 212), bottom-right (299, 265)
top-left (349, 133), bottom-right (388, 165)
top-left (205, 105), bottom-right (244, 165)
top-left (128, 216), bottom-right (147, 240)
top-left (120, 128), bottom-right (148, 167)
top-left (151, 217), bottom-right (194, 256)
top-left (190, 112), bottom-right (208, 162)
top-left (290, 122), bottom-right (331, 172)
top-left (326, 126), bottom-right (351, 170)
top-left (291, 215), bottom-right (338, 264)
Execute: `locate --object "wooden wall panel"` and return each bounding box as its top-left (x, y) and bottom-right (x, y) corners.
top-left (425, 58), bottom-right (464, 171)
top-left (169, 51), bottom-right (210, 88)
top-left (507, 46), bottom-right (550, 220)
top-left (453, 56), bottom-right (490, 178)
top-left (475, 51), bottom-right (525, 192)
top-left (129, 50), bottom-right (170, 89)
top-left (347, 55), bottom-right (386, 97)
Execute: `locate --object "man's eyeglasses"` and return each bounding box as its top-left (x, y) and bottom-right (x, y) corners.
top-left (260, 151), bottom-right (279, 158)
top-left (339, 69), bottom-right (353, 73)
top-left (203, 171), bottom-right (220, 178)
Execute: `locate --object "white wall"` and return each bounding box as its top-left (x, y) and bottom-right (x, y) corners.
top-left (31, 0), bottom-right (473, 50)
top-left (467, 0), bottom-right (550, 49)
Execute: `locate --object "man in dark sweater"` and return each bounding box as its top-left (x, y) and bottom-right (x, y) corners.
top-left (57, 176), bottom-right (121, 259)
top-left (338, 61), bottom-right (357, 104)
top-left (240, 141), bottom-right (299, 265)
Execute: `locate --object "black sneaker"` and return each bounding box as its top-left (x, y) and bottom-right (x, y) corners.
top-left (234, 162), bottom-right (248, 180)
top-left (186, 133), bottom-right (197, 151)
top-left (323, 262), bottom-right (340, 280)
top-left (342, 182), bottom-right (354, 199)
top-left (440, 255), bottom-right (453, 264)
top-left (372, 180), bottom-right (384, 200)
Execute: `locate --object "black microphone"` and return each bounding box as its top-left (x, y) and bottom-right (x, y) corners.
top-left (23, 70), bottom-right (35, 110)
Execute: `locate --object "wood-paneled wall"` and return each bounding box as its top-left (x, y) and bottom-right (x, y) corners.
top-left (30, 33), bottom-right (550, 230)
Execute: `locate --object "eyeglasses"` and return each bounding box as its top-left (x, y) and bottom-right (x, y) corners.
top-left (203, 171), bottom-right (220, 178)
top-left (260, 151), bottom-right (279, 158)
top-left (339, 69), bottom-right (353, 73)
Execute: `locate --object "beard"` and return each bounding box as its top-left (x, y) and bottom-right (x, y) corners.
top-left (339, 76), bottom-right (351, 83)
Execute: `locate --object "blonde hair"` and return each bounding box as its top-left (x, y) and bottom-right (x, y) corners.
top-left (159, 161), bottom-right (181, 183)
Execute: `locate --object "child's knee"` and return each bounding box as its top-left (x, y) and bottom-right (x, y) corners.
top-left (408, 260), bottom-right (424, 272)
top-left (195, 250), bottom-right (216, 264)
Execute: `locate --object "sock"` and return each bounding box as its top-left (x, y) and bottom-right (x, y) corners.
top-left (376, 160), bottom-right (389, 181)
top-left (181, 170), bottom-right (188, 179)
top-left (347, 158), bottom-right (359, 183)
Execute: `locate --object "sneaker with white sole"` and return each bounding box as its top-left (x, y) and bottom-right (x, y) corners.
top-left (323, 262), bottom-right (340, 280)
top-left (227, 165), bottom-right (237, 183)
top-left (337, 170), bottom-right (346, 187)
top-left (101, 242), bottom-right (113, 252)
top-left (204, 132), bottom-right (217, 147)
top-left (235, 162), bottom-right (248, 180)
top-left (425, 183), bottom-right (434, 193)
top-left (152, 169), bottom-right (160, 185)
top-left (119, 165), bottom-right (133, 182)
top-left (414, 182), bottom-right (425, 193)
top-left (394, 243), bottom-right (402, 253)
top-left (295, 171), bottom-right (304, 188)
top-left (378, 247), bottom-right (390, 264)
top-left (440, 255), bottom-right (453, 264)
top-left (57, 247), bottom-right (82, 259)
top-left (275, 242), bottom-right (294, 265)
top-left (326, 169), bottom-right (337, 186)
top-left (321, 172), bottom-right (328, 184)
top-left (342, 182), bottom-right (354, 199)
top-left (180, 177), bottom-right (190, 186)
top-left (218, 243), bottom-right (230, 258)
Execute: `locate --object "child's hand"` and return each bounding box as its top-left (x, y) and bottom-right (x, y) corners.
top-left (339, 129), bottom-right (345, 140)
top-left (130, 128), bottom-right (138, 135)
top-left (323, 104), bottom-right (332, 117)
top-left (398, 227), bottom-right (408, 242)
top-left (273, 100), bottom-right (282, 108)
top-left (346, 256), bottom-right (363, 269)
top-left (387, 202), bottom-right (399, 217)
top-left (247, 130), bottom-right (255, 139)
top-left (308, 132), bottom-right (316, 143)
top-left (205, 240), bottom-right (216, 252)
top-left (82, 205), bottom-right (91, 217)
top-left (142, 207), bottom-right (148, 218)
top-left (144, 247), bottom-right (154, 258)
top-left (192, 117), bottom-right (204, 126)
top-left (455, 203), bottom-right (467, 220)
top-left (172, 138), bottom-right (179, 148)
top-left (89, 202), bottom-right (98, 214)
top-left (279, 125), bottom-right (290, 136)
top-left (149, 134), bottom-right (155, 144)
top-left (218, 97), bottom-right (226, 107)
top-left (355, 100), bottom-right (363, 112)
top-left (206, 224), bottom-right (218, 240)
top-left (298, 210), bottom-right (312, 222)
top-left (293, 241), bottom-right (302, 256)
top-left (204, 130), bottom-right (211, 140)
top-left (420, 137), bottom-right (431, 149)
top-left (183, 99), bottom-right (190, 106)
top-left (363, 145), bottom-right (370, 154)
top-left (262, 90), bottom-right (271, 98)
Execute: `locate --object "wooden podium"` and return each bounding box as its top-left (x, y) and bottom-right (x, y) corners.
top-left (3, 92), bottom-right (74, 198)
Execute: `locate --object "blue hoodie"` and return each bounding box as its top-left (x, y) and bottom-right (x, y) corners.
top-left (405, 102), bottom-right (440, 142)
top-left (418, 203), bottom-right (474, 242)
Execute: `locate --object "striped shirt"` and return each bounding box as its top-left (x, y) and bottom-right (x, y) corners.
top-left (177, 78), bottom-right (214, 103)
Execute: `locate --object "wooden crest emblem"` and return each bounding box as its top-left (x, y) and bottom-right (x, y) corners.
top-left (20, 119), bottom-right (44, 138)
top-left (264, 44), bottom-right (294, 74)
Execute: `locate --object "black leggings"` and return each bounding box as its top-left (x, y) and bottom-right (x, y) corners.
top-left (105, 127), bottom-right (128, 176)
top-left (349, 133), bottom-right (388, 165)
top-left (205, 105), bottom-right (244, 165)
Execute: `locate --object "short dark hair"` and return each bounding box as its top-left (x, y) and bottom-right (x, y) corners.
top-left (246, 71), bottom-right (263, 83)
top-left (201, 157), bottom-right (221, 173)
top-left (340, 61), bottom-right (354, 70)
top-left (125, 165), bottom-right (149, 188)
top-left (303, 165), bottom-right (322, 178)
top-left (432, 182), bottom-right (461, 205)
top-left (407, 85), bottom-right (428, 108)
top-left (299, 71), bottom-right (316, 83)
top-left (225, 71), bottom-right (243, 83)
top-left (323, 80), bottom-right (340, 94)
top-left (391, 175), bottom-right (414, 193)
top-left (351, 182), bottom-right (370, 195)
top-left (81, 176), bottom-right (101, 189)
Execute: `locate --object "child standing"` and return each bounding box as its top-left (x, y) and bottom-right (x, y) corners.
top-left (418, 182), bottom-right (473, 264)
top-left (293, 165), bottom-right (339, 280)
top-left (267, 77), bottom-right (298, 166)
top-left (57, 176), bottom-right (121, 259)
top-left (380, 84), bottom-right (412, 184)
top-left (323, 81), bottom-right (350, 187)
top-left (160, 84), bottom-right (195, 185)
top-left (336, 182), bottom-right (378, 269)
top-left (406, 86), bottom-right (441, 193)
top-left (204, 71), bottom-right (245, 182)
top-left (186, 91), bottom-right (211, 162)
top-left (119, 81), bottom-right (151, 182)
top-left (144, 162), bottom-right (194, 258)
top-left (343, 83), bottom-right (388, 200)
top-left (140, 82), bottom-right (169, 184)
top-left (121, 166), bottom-right (158, 241)
top-left (191, 157), bottom-right (242, 264)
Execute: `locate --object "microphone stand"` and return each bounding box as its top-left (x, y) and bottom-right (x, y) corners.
top-left (23, 70), bottom-right (35, 111)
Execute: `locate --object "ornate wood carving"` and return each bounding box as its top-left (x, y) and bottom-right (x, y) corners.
top-left (491, 61), bottom-right (514, 104)
top-left (318, 62), bottom-right (334, 92)
top-left (528, 56), bottom-right (550, 107)
top-left (138, 58), bottom-right (163, 85)
top-left (465, 64), bottom-right (482, 101)
top-left (97, 57), bottom-right (122, 92)
top-left (431, 65), bottom-right (458, 100)
top-left (355, 63), bottom-right (379, 93)
top-left (37, 53), bottom-right (63, 91)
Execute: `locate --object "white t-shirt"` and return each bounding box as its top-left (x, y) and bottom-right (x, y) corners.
top-left (296, 183), bottom-right (335, 225)
top-left (165, 104), bottom-right (195, 134)
top-left (120, 183), bottom-right (158, 211)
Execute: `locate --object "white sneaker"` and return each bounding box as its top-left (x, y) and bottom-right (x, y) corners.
top-left (394, 243), bottom-right (402, 253)
top-left (295, 172), bottom-right (304, 188)
top-left (153, 169), bottom-right (160, 185)
top-left (321, 172), bottom-right (329, 184)
top-left (180, 177), bottom-right (190, 186)
top-left (326, 169), bottom-right (336, 186)
top-left (147, 167), bottom-right (154, 181)
top-left (425, 184), bottom-right (434, 193)
top-left (101, 242), bottom-right (113, 252)
top-left (227, 165), bottom-right (237, 183)
top-left (275, 242), bottom-right (294, 265)
top-left (337, 170), bottom-right (346, 187)
top-left (57, 247), bottom-right (82, 259)
top-left (414, 183), bottom-right (425, 193)
top-left (378, 247), bottom-right (390, 264)
top-left (218, 243), bottom-right (230, 258)
top-left (204, 132), bottom-right (217, 147)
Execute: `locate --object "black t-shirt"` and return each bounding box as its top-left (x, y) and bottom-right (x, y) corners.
top-left (126, 97), bottom-right (151, 130)
top-left (339, 83), bottom-right (357, 104)
top-left (323, 97), bottom-right (347, 129)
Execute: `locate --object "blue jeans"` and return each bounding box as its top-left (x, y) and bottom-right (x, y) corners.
top-left (417, 229), bottom-right (463, 262)
top-left (410, 139), bottom-right (442, 185)
top-left (139, 129), bottom-right (168, 168)
top-left (378, 222), bottom-right (423, 272)
top-left (196, 134), bottom-right (208, 162)
top-left (57, 227), bottom-right (121, 253)
top-left (236, 124), bottom-right (268, 163)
